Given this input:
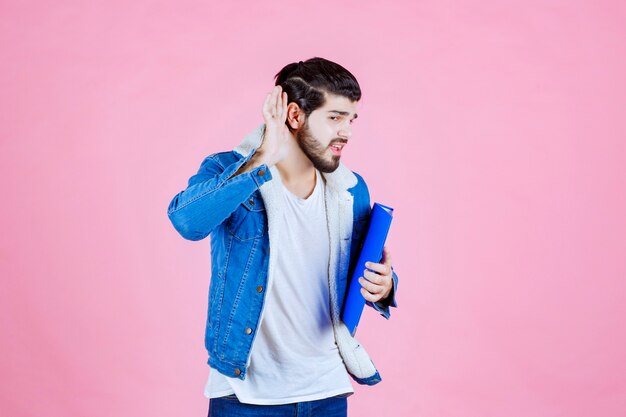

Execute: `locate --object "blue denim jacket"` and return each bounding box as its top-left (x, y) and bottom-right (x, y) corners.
top-left (167, 124), bottom-right (398, 386)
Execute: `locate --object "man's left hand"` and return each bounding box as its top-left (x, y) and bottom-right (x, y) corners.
top-left (358, 245), bottom-right (393, 303)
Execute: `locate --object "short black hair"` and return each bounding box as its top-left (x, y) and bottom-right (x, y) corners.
top-left (273, 57), bottom-right (361, 120)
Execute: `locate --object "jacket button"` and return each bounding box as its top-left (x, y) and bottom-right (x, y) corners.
top-left (245, 327), bottom-right (252, 335)
top-left (256, 285), bottom-right (263, 293)
top-left (234, 368), bottom-right (241, 376)
top-left (258, 169), bottom-right (265, 176)
top-left (249, 198), bottom-right (255, 205)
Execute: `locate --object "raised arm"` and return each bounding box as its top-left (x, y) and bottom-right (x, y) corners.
top-left (167, 85), bottom-right (292, 241)
top-left (167, 150), bottom-right (271, 241)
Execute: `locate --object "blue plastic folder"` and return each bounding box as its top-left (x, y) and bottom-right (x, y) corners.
top-left (341, 202), bottom-right (394, 336)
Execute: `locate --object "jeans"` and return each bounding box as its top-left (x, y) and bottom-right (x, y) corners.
top-left (208, 394), bottom-right (349, 417)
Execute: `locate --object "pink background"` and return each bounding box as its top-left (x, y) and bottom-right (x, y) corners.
top-left (1, 1), bottom-right (625, 416)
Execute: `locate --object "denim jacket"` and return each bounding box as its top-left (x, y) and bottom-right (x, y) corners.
top-left (167, 123), bottom-right (398, 385)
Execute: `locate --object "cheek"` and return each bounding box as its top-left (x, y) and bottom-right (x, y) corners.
top-left (307, 116), bottom-right (336, 141)
top-left (310, 127), bottom-right (334, 147)
top-left (323, 125), bottom-right (338, 143)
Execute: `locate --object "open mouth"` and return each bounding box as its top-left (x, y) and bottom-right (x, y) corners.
top-left (330, 144), bottom-right (345, 156)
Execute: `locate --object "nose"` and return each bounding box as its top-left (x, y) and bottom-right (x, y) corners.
top-left (338, 122), bottom-right (352, 139)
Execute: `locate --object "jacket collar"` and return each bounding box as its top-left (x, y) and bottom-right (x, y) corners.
top-left (233, 123), bottom-right (358, 192)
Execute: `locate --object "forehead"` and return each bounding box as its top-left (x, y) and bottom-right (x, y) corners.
top-left (318, 92), bottom-right (359, 113)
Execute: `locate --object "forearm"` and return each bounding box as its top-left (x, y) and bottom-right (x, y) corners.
top-left (167, 151), bottom-right (272, 240)
top-left (229, 150), bottom-right (268, 179)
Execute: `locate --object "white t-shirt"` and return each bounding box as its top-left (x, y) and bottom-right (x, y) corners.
top-left (204, 168), bottom-right (354, 405)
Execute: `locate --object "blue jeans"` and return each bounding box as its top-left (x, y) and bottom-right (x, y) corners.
top-left (208, 394), bottom-right (348, 417)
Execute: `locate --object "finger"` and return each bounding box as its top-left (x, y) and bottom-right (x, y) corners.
top-left (359, 277), bottom-right (383, 294)
top-left (360, 287), bottom-right (381, 302)
top-left (365, 261), bottom-right (392, 277)
top-left (276, 88), bottom-right (283, 118)
top-left (262, 93), bottom-right (272, 118)
top-left (274, 85), bottom-right (282, 117)
top-left (271, 85), bottom-right (279, 102)
top-left (365, 271), bottom-right (392, 297)
top-left (281, 92), bottom-right (288, 121)
top-left (266, 87), bottom-right (279, 118)
top-left (381, 246), bottom-right (392, 266)
top-left (278, 91), bottom-right (287, 119)
top-left (363, 269), bottom-right (385, 285)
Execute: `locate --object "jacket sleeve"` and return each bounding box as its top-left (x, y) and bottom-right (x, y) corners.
top-left (167, 149), bottom-right (272, 241)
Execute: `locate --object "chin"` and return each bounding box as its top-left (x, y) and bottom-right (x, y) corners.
top-left (314, 159), bottom-right (341, 173)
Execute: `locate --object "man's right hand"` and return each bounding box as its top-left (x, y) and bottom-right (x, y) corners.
top-left (229, 86), bottom-right (292, 179)
top-left (257, 85), bottom-right (292, 167)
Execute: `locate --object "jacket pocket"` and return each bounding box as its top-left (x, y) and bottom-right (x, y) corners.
top-left (225, 192), bottom-right (267, 241)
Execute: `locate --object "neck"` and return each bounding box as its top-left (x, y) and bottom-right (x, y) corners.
top-left (275, 132), bottom-right (316, 186)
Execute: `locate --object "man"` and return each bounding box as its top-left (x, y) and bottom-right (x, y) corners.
top-left (167, 57), bottom-right (398, 416)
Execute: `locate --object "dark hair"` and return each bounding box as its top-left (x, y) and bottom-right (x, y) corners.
top-left (273, 57), bottom-right (361, 122)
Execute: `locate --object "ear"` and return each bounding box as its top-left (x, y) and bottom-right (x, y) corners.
top-left (286, 102), bottom-right (305, 130)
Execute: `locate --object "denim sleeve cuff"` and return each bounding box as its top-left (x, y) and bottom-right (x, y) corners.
top-left (250, 163), bottom-right (272, 188)
top-left (221, 150), bottom-right (273, 188)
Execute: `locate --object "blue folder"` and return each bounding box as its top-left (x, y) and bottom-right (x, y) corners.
top-left (341, 202), bottom-right (394, 336)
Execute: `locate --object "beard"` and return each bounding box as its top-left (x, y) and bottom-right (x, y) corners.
top-left (295, 122), bottom-right (341, 173)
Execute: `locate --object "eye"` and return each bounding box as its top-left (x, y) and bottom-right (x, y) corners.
top-left (330, 116), bottom-right (339, 121)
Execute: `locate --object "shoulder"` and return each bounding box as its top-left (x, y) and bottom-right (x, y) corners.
top-left (350, 170), bottom-right (370, 197)
top-left (200, 151), bottom-right (241, 169)
top-left (186, 151), bottom-right (242, 187)
top-left (350, 170), bottom-right (371, 218)
top-left (193, 151), bottom-right (243, 176)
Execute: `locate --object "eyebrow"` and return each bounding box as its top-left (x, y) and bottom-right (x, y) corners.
top-left (328, 110), bottom-right (358, 120)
